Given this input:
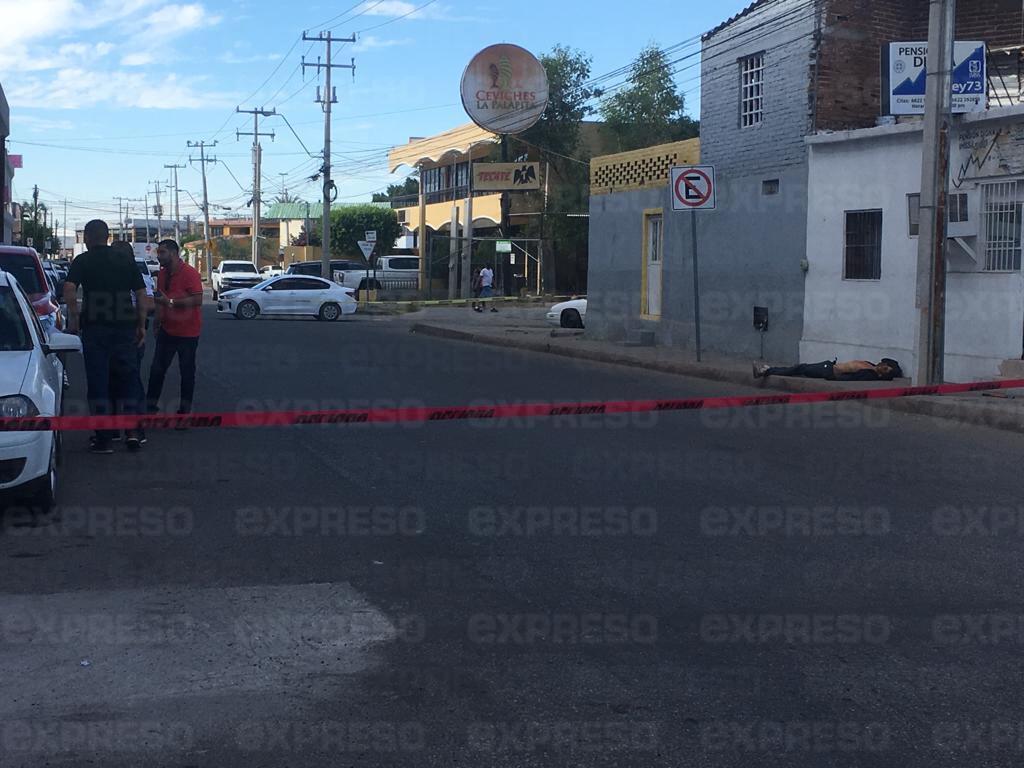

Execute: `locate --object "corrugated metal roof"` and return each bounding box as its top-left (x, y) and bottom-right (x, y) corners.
top-left (703, 0), bottom-right (778, 41)
top-left (263, 201), bottom-right (390, 220)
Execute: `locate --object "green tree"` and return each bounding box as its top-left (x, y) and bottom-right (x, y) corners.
top-left (19, 201), bottom-right (58, 252)
top-left (292, 222), bottom-right (322, 247)
top-left (520, 45), bottom-right (600, 178)
top-left (371, 176), bottom-right (419, 204)
top-left (328, 205), bottom-right (401, 261)
top-left (600, 45), bottom-right (699, 152)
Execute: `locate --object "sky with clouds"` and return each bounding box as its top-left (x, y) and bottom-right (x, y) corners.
top-left (0, 0), bottom-right (753, 229)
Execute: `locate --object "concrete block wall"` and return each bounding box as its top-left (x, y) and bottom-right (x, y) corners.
top-left (700, 0), bottom-right (819, 178)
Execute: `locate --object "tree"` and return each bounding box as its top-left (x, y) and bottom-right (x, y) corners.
top-left (19, 200), bottom-right (57, 252)
top-left (274, 190), bottom-right (301, 204)
top-left (328, 205), bottom-right (401, 261)
top-left (371, 176), bottom-right (419, 204)
top-left (600, 45), bottom-right (699, 152)
top-left (292, 223), bottom-right (321, 247)
top-left (520, 45), bottom-right (600, 180)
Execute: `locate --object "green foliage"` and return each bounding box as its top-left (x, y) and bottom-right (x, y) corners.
top-left (19, 201), bottom-right (58, 252)
top-left (328, 205), bottom-right (401, 260)
top-left (371, 176), bottom-right (419, 204)
top-left (600, 45), bottom-right (699, 152)
top-left (520, 45), bottom-right (599, 179)
top-left (292, 223), bottom-right (322, 247)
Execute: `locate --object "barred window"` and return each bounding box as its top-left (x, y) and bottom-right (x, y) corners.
top-left (844, 210), bottom-right (883, 280)
top-left (740, 53), bottom-right (765, 128)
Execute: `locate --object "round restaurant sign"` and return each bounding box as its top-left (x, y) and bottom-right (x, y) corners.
top-left (460, 44), bottom-right (549, 135)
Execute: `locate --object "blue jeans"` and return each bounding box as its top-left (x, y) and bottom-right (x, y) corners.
top-left (480, 285), bottom-right (493, 298)
top-left (82, 325), bottom-right (142, 440)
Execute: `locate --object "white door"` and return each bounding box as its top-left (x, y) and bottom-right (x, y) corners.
top-left (293, 278), bottom-right (331, 315)
top-left (646, 215), bottom-right (663, 317)
top-left (263, 278), bottom-right (302, 314)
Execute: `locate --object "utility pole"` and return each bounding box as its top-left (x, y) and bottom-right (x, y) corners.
top-left (188, 140), bottom-right (218, 282)
top-left (303, 31), bottom-right (356, 280)
top-left (236, 107), bottom-right (276, 267)
top-left (151, 180), bottom-right (165, 241)
top-left (915, 0), bottom-right (956, 385)
top-left (32, 185), bottom-right (39, 230)
top-left (164, 163), bottom-right (186, 243)
top-left (62, 198), bottom-right (67, 255)
top-left (144, 188), bottom-right (152, 243)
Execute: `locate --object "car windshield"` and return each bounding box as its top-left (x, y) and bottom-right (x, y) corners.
top-left (225, 263), bottom-right (258, 273)
top-left (0, 286), bottom-right (32, 352)
top-left (0, 253), bottom-right (44, 294)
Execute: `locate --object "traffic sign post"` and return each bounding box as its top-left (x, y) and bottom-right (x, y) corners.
top-left (358, 240), bottom-right (376, 299)
top-left (365, 230), bottom-right (377, 243)
top-left (671, 165), bottom-right (717, 362)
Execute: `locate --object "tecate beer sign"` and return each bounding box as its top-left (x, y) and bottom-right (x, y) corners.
top-left (887, 41), bottom-right (987, 115)
top-left (461, 44), bottom-right (549, 135)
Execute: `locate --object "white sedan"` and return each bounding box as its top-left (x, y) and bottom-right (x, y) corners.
top-left (0, 270), bottom-right (81, 512)
top-left (546, 298), bottom-right (587, 329)
top-left (217, 275), bottom-right (358, 321)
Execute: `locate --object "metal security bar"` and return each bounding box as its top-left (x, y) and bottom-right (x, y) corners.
top-left (983, 181), bottom-right (1023, 272)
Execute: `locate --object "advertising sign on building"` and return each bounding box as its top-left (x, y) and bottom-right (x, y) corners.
top-left (461, 44), bottom-right (550, 135)
top-left (472, 162), bottom-right (541, 191)
top-left (886, 42), bottom-right (987, 115)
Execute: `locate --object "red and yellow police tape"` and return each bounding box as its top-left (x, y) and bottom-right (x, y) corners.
top-left (1, 378), bottom-right (1021, 432)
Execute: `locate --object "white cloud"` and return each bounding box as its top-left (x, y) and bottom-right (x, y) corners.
top-left (352, 1), bottom-right (472, 21)
top-left (140, 3), bottom-right (221, 36)
top-left (7, 68), bottom-right (233, 110)
top-left (352, 35), bottom-right (411, 53)
top-left (13, 114), bottom-right (76, 133)
top-left (219, 52), bottom-right (283, 65)
top-left (121, 52), bottom-right (155, 67)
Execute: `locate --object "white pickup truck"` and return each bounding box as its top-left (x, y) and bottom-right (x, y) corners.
top-left (212, 260), bottom-right (262, 299)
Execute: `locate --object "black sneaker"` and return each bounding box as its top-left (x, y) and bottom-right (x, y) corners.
top-left (125, 435), bottom-right (142, 452)
top-left (89, 437), bottom-right (114, 455)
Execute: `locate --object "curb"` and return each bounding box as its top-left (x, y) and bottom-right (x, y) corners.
top-left (409, 324), bottom-right (1024, 435)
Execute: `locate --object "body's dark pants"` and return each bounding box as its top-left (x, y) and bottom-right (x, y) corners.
top-left (146, 330), bottom-right (199, 414)
top-left (765, 361), bottom-right (835, 380)
top-left (82, 325), bottom-right (141, 441)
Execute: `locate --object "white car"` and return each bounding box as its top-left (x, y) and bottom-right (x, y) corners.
top-left (260, 265), bottom-right (285, 278)
top-left (212, 260), bottom-right (262, 298)
top-left (217, 275), bottom-right (358, 321)
top-left (547, 298), bottom-right (587, 329)
top-left (0, 271), bottom-right (81, 512)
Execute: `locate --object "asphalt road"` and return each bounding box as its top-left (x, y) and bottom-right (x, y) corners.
top-left (1, 306), bottom-right (1023, 767)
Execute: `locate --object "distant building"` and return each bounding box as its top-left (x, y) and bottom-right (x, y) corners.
top-left (1, 82), bottom-right (12, 244)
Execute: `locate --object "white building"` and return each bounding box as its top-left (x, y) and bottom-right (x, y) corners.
top-left (801, 105), bottom-right (1024, 382)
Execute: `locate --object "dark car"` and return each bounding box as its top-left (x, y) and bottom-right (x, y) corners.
top-left (0, 246), bottom-right (61, 332)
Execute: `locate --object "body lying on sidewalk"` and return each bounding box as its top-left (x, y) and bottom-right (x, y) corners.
top-left (753, 358), bottom-right (903, 382)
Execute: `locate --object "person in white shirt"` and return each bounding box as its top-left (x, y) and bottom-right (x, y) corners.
top-left (477, 266), bottom-right (497, 313)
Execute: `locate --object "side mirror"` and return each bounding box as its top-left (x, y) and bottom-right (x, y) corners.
top-left (44, 331), bottom-right (83, 355)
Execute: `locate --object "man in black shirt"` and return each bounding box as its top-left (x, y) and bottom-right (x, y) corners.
top-left (63, 220), bottom-right (147, 453)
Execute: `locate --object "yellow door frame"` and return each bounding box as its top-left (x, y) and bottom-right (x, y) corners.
top-left (640, 208), bottom-right (664, 320)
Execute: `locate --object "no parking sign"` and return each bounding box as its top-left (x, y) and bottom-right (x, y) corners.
top-left (671, 165), bottom-right (716, 211)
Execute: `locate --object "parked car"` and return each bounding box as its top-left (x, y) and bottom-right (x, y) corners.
top-left (260, 265), bottom-right (285, 278)
top-left (212, 260), bottom-right (262, 299)
top-left (217, 275), bottom-right (357, 321)
top-left (547, 298), bottom-right (587, 329)
top-left (374, 255), bottom-right (420, 288)
top-left (42, 263), bottom-right (65, 301)
top-left (0, 270), bottom-right (82, 513)
top-left (133, 258), bottom-right (157, 296)
top-left (0, 246), bottom-right (63, 334)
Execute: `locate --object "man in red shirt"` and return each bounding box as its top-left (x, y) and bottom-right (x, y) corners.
top-left (147, 239), bottom-right (204, 418)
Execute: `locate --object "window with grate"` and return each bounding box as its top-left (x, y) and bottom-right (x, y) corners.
top-left (983, 181), bottom-right (1022, 271)
top-left (844, 210), bottom-right (883, 280)
top-left (740, 53), bottom-right (765, 128)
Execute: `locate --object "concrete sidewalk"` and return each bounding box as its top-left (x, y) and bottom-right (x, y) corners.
top-left (405, 305), bottom-right (1024, 434)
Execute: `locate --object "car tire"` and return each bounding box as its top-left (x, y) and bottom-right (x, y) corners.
top-left (318, 302), bottom-right (342, 322)
top-left (561, 309), bottom-right (584, 329)
top-left (236, 300), bottom-right (260, 320)
top-left (28, 436), bottom-right (57, 515)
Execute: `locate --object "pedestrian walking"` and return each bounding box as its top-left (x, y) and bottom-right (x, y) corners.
top-left (62, 220), bottom-right (147, 454)
top-left (471, 268), bottom-right (482, 312)
top-left (146, 239), bottom-right (203, 422)
top-left (479, 265), bottom-right (497, 313)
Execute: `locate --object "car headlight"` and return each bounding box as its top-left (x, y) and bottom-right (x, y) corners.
top-left (0, 396), bottom-right (40, 418)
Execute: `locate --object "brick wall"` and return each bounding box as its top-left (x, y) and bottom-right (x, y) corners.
top-left (814, 0), bottom-right (1024, 131)
top-left (700, 0), bottom-right (819, 177)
